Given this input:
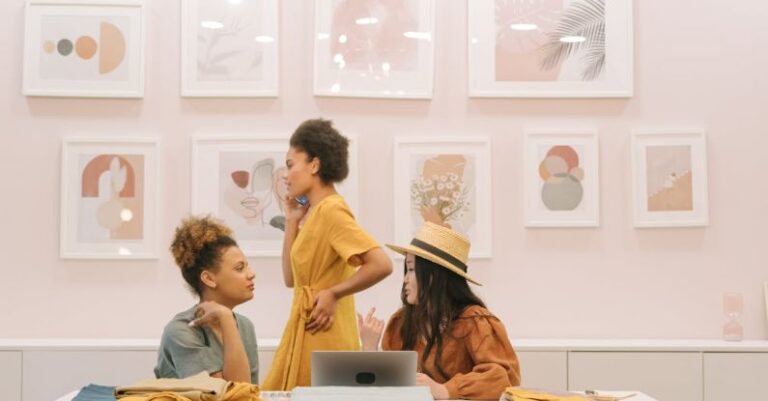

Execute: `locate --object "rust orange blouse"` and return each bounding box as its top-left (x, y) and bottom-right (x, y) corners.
top-left (382, 305), bottom-right (521, 400)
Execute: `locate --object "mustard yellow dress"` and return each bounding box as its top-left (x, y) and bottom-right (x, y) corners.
top-left (263, 194), bottom-right (379, 390)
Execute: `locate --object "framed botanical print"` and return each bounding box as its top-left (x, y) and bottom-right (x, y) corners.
top-left (314, 0), bottom-right (435, 98)
top-left (60, 137), bottom-right (159, 259)
top-left (191, 134), bottom-right (359, 257)
top-left (524, 130), bottom-right (599, 227)
top-left (394, 137), bottom-right (492, 258)
top-left (468, 0), bottom-right (633, 98)
top-left (181, 0), bottom-right (279, 97)
top-left (631, 130), bottom-right (709, 227)
top-left (23, 0), bottom-right (146, 98)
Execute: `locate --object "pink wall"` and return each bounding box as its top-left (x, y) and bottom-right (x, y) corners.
top-left (1, 0), bottom-right (767, 340)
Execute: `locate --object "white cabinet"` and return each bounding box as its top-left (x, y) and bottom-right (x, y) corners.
top-left (703, 353), bottom-right (768, 401)
top-left (22, 351), bottom-right (157, 401)
top-left (0, 352), bottom-right (22, 401)
top-left (568, 352), bottom-right (703, 401)
top-left (516, 351), bottom-right (567, 391)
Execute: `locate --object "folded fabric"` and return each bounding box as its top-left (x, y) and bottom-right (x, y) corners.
top-left (114, 372), bottom-right (227, 401)
top-left (73, 384), bottom-right (117, 401)
top-left (504, 387), bottom-right (590, 401)
top-left (118, 383), bottom-right (261, 401)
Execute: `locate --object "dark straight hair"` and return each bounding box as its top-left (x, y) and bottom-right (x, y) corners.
top-left (399, 255), bottom-right (485, 379)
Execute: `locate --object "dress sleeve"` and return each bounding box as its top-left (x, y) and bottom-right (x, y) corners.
top-left (161, 322), bottom-right (222, 379)
top-left (327, 202), bottom-right (380, 266)
top-left (380, 311), bottom-right (403, 351)
top-left (442, 313), bottom-right (521, 400)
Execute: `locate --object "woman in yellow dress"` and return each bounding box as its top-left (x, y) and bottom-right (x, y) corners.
top-left (263, 119), bottom-right (393, 390)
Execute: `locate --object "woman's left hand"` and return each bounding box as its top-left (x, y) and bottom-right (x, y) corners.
top-left (416, 373), bottom-right (449, 400)
top-left (306, 289), bottom-right (337, 333)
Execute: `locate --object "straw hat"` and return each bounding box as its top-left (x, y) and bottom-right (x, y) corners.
top-left (386, 222), bottom-right (481, 286)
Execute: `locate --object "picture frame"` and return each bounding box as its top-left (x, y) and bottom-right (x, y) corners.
top-left (394, 137), bottom-right (492, 258)
top-left (764, 282), bottom-right (768, 329)
top-left (524, 130), bottom-right (600, 227)
top-left (60, 137), bottom-right (159, 259)
top-left (23, 0), bottom-right (146, 98)
top-left (468, 0), bottom-right (633, 98)
top-left (191, 134), bottom-right (359, 257)
top-left (181, 0), bottom-right (279, 97)
top-left (631, 130), bottom-right (709, 227)
top-left (313, 0), bottom-right (435, 98)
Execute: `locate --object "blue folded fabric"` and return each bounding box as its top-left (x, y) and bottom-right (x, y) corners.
top-left (72, 384), bottom-right (117, 401)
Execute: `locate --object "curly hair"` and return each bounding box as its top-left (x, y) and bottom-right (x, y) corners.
top-left (170, 215), bottom-right (238, 297)
top-left (289, 118), bottom-right (350, 184)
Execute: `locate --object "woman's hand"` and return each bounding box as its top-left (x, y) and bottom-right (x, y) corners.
top-left (416, 373), bottom-right (450, 400)
top-left (284, 194), bottom-right (308, 225)
top-left (190, 301), bottom-right (232, 330)
top-left (306, 289), bottom-right (337, 333)
top-left (357, 307), bottom-right (385, 351)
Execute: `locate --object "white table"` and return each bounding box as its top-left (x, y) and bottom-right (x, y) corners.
top-left (55, 389), bottom-right (659, 401)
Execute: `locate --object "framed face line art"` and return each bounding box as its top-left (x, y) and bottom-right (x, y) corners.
top-left (191, 134), bottom-right (359, 257)
top-left (23, 0), bottom-right (146, 98)
top-left (60, 137), bottom-right (159, 259)
top-left (394, 137), bottom-right (492, 259)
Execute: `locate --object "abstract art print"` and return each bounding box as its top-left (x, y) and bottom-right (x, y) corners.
top-left (631, 130), bottom-right (709, 227)
top-left (314, 0), bottom-right (435, 98)
top-left (524, 130), bottom-right (599, 227)
top-left (60, 137), bottom-right (158, 259)
top-left (23, 0), bottom-right (146, 98)
top-left (468, 0), bottom-right (632, 97)
top-left (192, 135), bottom-right (358, 256)
top-left (394, 138), bottom-right (492, 258)
top-left (181, 0), bottom-right (278, 97)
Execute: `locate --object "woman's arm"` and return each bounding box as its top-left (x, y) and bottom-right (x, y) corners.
top-left (306, 248), bottom-right (393, 333)
top-left (358, 307), bottom-right (385, 350)
top-left (192, 302), bottom-right (252, 383)
top-left (281, 196), bottom-right (309, 288)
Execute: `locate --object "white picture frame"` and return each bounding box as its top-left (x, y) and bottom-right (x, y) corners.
top-left (524, 130), bottom-right (600, 227)
top-left (191, 134), bottom-right (359, 257)
top-left (23, 0), bottom-right (146, 98)
top-left (394, 137), bottom-right (492, 258)
top-left (468, 0), bottom-right (633, 98)
top-left (60, 137), bottom-right (159, 259)
top-left (181, 0), bottom-right (279, 97)
top-left (313, 0), bottom-right (435, 99)
top-left (631, 130), bottom-right (709, 227)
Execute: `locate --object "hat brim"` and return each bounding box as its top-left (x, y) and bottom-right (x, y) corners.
top-left (386, 243), bottom-right (482, 286)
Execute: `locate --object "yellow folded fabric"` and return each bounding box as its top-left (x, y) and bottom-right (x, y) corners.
top-left (117, 381), bottom-right (261, 401)
top-left (504, 387), bottom-right (590, 401)
top-left (115, 372), bottom-right (227, 401)
top-left (220, 382), bottom-right (262, 401)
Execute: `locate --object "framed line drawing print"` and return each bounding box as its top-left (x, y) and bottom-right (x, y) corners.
top-left (181, 0), bottom-right (279, 97)
top-left (23, 0), bottom-right (146, 98)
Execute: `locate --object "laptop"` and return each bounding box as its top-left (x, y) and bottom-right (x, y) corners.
top-left (311, 351), bottom-right (417, 386)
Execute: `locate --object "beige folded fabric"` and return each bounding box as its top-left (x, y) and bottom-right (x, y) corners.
top-left (503, 387), bottom-right (590, 401)
top-left (115, 372), bottom-right (228, 401)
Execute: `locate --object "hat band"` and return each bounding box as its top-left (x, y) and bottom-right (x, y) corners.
top-left (410, 238), bottom-right (468, 272)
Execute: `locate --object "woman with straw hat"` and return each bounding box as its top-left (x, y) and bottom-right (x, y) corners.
top-left (359, 222), bottom-right (521, 400)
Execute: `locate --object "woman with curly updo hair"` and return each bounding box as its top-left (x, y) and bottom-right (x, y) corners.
top-left (263, 119), bottom-right (393, 390)
top-left (154, 215), bottom-right (259, 383)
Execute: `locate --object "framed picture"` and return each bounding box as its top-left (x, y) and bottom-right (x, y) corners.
top-left (191, 135), bottom-right (359, 257)
top-left (394, 137), bottom-right (492, 258)
top-left (631, 130), bottom-right (709, 227)
top-left (181, 0), bottom-right (279, 97)
top-left (468, 0), bottom-right (633, 98)
top-left (313, 0), bottom-right (435, 98)
top-left (60, 137), bottom-right (159, 259)
top-left (524, 130), bottom-right (599, 227)
top-left (23, 0), bottom-right (146, 98)
top-left (764, 282), bottom-right (768, 329)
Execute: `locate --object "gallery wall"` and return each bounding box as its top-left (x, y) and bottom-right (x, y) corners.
top-left (1, 0), bottom-right (767, 341)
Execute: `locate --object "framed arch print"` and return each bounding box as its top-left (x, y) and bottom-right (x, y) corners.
top-left (23, 0), bottom-right (146, 98)
top-left (60, 137), bottom-right (159, 259)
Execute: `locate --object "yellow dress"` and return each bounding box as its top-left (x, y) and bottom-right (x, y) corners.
top-left (262, 194), bottom-right (379, 390)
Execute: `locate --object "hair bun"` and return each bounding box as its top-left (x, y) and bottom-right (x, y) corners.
top-left (170, 215), bottom-right (233, 271)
